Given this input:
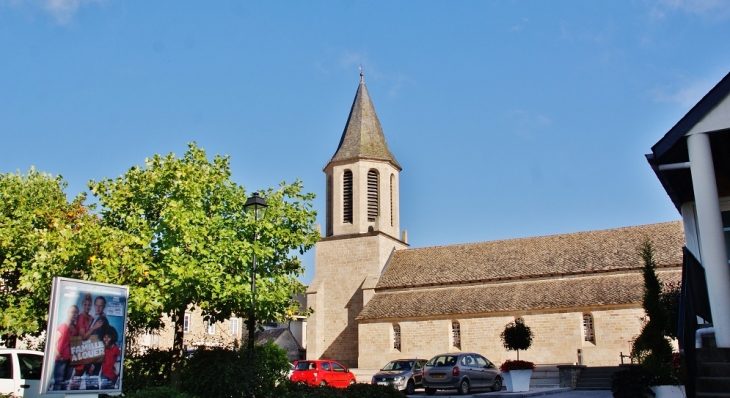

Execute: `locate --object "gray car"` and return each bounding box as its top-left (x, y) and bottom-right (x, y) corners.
top-left (422, 352), bottom-right (502, 395)
top-left (371, 358), bottom-right (427, 394)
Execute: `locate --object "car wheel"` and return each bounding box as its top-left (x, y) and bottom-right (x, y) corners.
top-left (458, 379), bottom-right (470, 395)
top-left (349, 379), bottom-right (355, 386)
top-left (491, 376), bottom-right (503, 392)
top-left (405, 379), bottom-right (416, 395)
top-left (425, 387), bottom-right (436, 396)
top-left (319, 380), bottom-right (327, 387)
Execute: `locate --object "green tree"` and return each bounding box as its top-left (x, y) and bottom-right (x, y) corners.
top-left (0, 169), bottom-right (159, 346)
top-left (631, 238), bottom-right (674, 384)
top-left (501, 320), bottom-right (533, 360)
top-left (88, 143), bottom-right (319, 383)
top-left (0, 169), bottom-right (80, 346)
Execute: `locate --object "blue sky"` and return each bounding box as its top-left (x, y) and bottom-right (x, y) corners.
top-left (2, 1), bottom-right (730, 285)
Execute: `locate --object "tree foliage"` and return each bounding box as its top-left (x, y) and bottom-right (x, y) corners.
top-left (631, 238), bottom-right (675, 385)
top-left (0, 169), bottom-right (102, 345)
top-left (1, 168), bottom-right (171, 346)
top-left (88, 143), bottom-right (319, 366)
top-left (501, 320), bottom-right (533, 361)
top-left (1, 143), bottom-right (319, 360)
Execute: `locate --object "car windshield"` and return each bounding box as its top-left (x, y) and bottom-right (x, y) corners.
top-left (294, 361), bottom-right (316, 371)
top-left (426, 355), bottom-right (458, 367)
top-left (381, 361), bottom-right (414, 371)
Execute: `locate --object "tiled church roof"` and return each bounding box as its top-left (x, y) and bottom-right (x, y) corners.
top-left (327, 74), bottom-right (401, 170)
top-left (357, 270), bottom-right (681, 320)
top-left (376, 221), bottom-right (684, 289)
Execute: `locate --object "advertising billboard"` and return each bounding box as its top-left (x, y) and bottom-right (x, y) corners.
top-left (40, 277), bottom-right (129, 394)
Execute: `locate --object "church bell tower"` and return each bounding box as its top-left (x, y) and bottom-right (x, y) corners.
top-left (306, 73), bottom-right (407, 367)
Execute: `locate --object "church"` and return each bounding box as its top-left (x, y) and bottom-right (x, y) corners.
top-left (305, 74), bottom-right (685, 370)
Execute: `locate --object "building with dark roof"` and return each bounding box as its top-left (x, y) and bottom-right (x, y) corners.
top-left (646, 70), bottom-right (730, 396)
top-left (306, 74), bottom-right (685, 370)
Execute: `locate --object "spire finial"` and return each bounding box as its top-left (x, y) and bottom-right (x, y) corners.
top-left (359, 64), bottom-right (363, 82)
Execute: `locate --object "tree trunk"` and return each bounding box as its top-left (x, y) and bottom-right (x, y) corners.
top-left (1, 334), bottom-right (17, 348)
top-left (247, 314), bottom-right (255, 358)
top-left (170, 307), bottom-right (185, 388)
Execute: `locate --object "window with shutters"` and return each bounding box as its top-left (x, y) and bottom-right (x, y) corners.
top-left (207, 321), bottom-right (215, 335)
top-left (367, 170), bottom-right (378, 222)
top-left (183, 313), bottom-right (190, 333)
top-left (343, 170), bottom-right (353, 223)
top-left (452, 321), bottom-right (461, 349)
top-left (230, 318), bottom-right (239, 335)
top-left (583, 313), bottom-right (595, 344)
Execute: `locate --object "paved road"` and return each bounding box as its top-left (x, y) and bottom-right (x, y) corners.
top-left (405, 387), bottom-right (613, 398)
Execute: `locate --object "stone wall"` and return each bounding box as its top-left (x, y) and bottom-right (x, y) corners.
top-left (307, 233), bottom-right (406, 368)
top-left (357, 306), bottom-right (645, 369)
top-left (138, 308), bottom-right (244, 352)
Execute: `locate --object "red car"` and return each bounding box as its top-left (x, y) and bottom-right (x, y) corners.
top-left (290, 360), bottom-right (356, 388)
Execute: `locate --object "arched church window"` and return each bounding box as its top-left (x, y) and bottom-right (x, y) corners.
top-left (343, 170), bottom-right (353, 223)
top-left (583, 313), bottom-right (595, 344)
top-left (393, 324), bottom-right (401, 351)
top-left (390, 174), bottom-right (394, 227)
top-left (367, 170), bottom-right (379, 222)
top-left (452, 321), bottom-right (461, 349)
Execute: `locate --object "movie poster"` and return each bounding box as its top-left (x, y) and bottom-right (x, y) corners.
top-left (40, 277), bottom-right (129, 394)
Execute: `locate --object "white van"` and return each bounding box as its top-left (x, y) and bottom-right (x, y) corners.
top-left (0, 349), bottom-right (43, 398)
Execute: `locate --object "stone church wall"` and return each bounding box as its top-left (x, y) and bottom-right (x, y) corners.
top-left (308, 233), bottom-right (406, 368)
top-left (358, 306), bottom-right (645, 369)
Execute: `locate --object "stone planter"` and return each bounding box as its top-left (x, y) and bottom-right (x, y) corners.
top-left (650, 385), bottom-right (685, 398)
top-left (502, 369), bottom-right (532, 392)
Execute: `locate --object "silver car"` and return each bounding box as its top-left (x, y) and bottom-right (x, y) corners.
top-left (422, 352), bottom-right (502, 395)
top-left (371, 358), bottom-right (427, 394)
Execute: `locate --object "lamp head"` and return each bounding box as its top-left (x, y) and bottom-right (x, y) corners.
top-left (244, 192), bottom-right (268, 220)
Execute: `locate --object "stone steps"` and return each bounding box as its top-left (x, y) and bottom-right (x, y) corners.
top-left (575, 366), bottom-right (621, 390)
top-left (530, 365), bottom-right (560, 388)
top-left (696, 348), bottom-right (730, 398)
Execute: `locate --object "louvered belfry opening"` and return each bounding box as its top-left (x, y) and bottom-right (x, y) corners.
top-left (343, 170), bottom-right (353, 223)
top-left (367, 170), bottom-right (379, 222)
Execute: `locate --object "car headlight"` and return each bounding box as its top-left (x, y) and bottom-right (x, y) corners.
top-left (394, 376), bottom-right (405, 382)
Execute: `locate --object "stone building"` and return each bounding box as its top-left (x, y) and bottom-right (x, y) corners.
top-left (306, 74), bottom-right (685, 369)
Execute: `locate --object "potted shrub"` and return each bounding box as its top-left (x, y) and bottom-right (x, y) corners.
top-left (627, 239), bottom-right (685, 398)
top-left (500, 320), bottom-right (535, 392)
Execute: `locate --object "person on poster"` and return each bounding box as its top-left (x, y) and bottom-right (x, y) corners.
top-left (70, 293), bottom-right (94, 389)
top-left (95, 326), bottom-right (121, 389)
top-left (86, 295), bottom-right (109, 389)
top-left (52, 305), bottom-right (79, 390)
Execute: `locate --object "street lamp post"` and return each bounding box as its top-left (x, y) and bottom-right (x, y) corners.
top-left (244, 192), bottom-right (267, 358)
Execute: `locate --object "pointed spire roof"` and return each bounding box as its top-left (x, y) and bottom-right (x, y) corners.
top-left (327, 73), bottom-right (401, 170)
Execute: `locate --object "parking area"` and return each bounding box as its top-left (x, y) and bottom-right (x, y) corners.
top-left (404, 387), bottom-right (613, 398)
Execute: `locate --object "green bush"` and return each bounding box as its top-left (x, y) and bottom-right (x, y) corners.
top-left (122, 348), bottom-right (180, 395)
top-left (121, 386), bottom-right (198, 398)
top-left (611, 366), bottom-right (654, 398)
top-left (501, 320), bottom-right (534, 361)
top-left (631, 239), bottom-right (676, 385)
top-left (278, 381), bottom-right (404, 398)
top-left (179, 342), bottom-right (290, 398)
